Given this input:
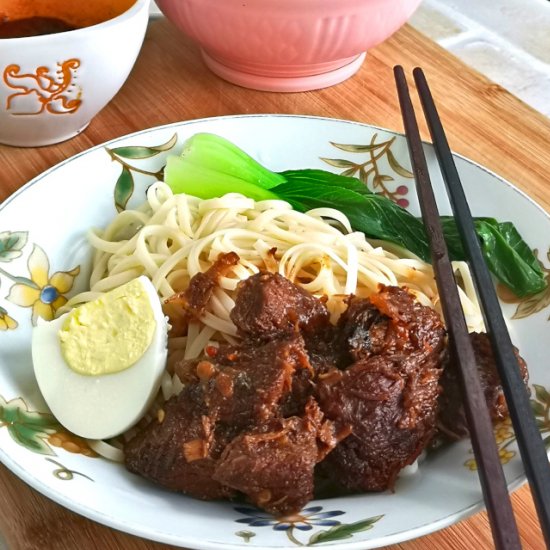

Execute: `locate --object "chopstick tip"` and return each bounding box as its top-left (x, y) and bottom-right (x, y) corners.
top-left (413, 67), bottom-right (429, 90)
top-left (393, 65), bottom-right (405, 77)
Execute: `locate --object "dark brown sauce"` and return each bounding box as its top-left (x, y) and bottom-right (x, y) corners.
top-left (0, 16), bottom-right (77, 39)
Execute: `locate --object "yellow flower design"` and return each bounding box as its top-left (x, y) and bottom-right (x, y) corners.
top-left (464, 415), bottom-right (518, 471)
top-left (498, 448), bottom-right (516, 464)
top-left (464, 447), bottom-right (516, 470)
top-left (494, 421), bottom-right (514, 444)
top-left (0, 308), bottom-right (18, 330)
top-left (464, 445), bottom-right (516, 471)
top-left (47, 429), bottom-right (98, 458)
top-left (7, 244), bottom-right (80, 324)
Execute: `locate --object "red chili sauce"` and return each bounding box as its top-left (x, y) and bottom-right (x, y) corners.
top-left (0, 16), bottom-right (77, 38)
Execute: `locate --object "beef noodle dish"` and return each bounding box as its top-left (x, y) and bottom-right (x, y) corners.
top-left (46, 174), bottom-right (528, 516)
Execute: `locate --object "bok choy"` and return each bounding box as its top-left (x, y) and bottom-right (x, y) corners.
top-left (164, 133), bottom-right (546, 297)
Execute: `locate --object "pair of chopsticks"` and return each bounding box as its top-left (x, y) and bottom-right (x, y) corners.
top-left (394, 66), bottom-right (550, 550)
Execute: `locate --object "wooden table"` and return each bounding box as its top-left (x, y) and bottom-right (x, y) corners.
top-left (1, 17), bottom-right (549, 550)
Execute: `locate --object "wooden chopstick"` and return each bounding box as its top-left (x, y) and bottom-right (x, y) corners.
top-left (411, 66), bottom-right (550, 547)
top-left (393, 65), bottom-right (522, 550)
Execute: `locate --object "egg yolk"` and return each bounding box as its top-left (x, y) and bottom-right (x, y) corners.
top-left (59, 278), bottom-right (156, 376)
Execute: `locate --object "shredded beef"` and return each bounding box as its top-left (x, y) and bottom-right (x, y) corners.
top-left (125, 265), bottom-right (527, 514)
top-left (435, 331), bottom-right (529, 442)
top-left (317, 286), bottom-right (445, 492)
top-left (204, 335), bottom-right (313, 429)
top-left (124, 384), bottom-right (234, 500)
top-left (335, 286), bottom-right (445, 366)
top-left (213, 398), bottom-right (346, 515)
top-left (124, 334), bottom-right (318, 510)
top-left (164, 252), bottom-right (239, 321)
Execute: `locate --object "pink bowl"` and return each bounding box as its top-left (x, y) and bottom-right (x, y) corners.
top-left (156, 0), bottom-right (422, 92)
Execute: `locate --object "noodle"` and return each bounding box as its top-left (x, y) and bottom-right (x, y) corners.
top-left (65, 181), bottom-right (484, 343)
top-left (64, 182), bottom-right (484, 458)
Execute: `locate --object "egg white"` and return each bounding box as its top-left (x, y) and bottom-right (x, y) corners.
top-left (32, 276), bottom-right (168, 440)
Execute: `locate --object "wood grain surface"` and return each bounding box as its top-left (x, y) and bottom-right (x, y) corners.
top-left (0, 17), bottom-right (549, 550)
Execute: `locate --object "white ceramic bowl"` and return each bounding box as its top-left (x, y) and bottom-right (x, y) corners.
top-left (0, 0), bottom-right (150, 147)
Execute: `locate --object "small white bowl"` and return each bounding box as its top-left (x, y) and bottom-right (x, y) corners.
top-left (0, 0), bottom-right (150, 147)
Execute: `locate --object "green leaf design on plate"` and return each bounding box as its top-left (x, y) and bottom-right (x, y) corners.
top-left (530, 385), bottom-right (550, 448)
top-left (7, 424), bottom-right (53, 454)
top-left (0, 396), bottom-right (60, 455)
top-left (46, 458), bottom-right (94, 482)
top-left (9, 275), bottom-right (38, 288)
top-left (532, 400), bottom-right (546, 417)
top-left (340, 166), bottom-right (359, 177)
top-left (0, 231), bottom-right (28, 262)
top-left (106, 133), bottom-right (178, 210)
top-left (235, 531), bottom-right (256, 543)
top-left (110, 133), bottom-right (178, 159)
top-left (512, 284), bottom-right (550, 320)
top-left (114, 168), bottom-right (135, 213)
top-left (319, 158), bottom-right (358, 169)
top-left (308, 515), bottom-right (384, 545)
top-left (533, 384), bottom-right (550, 408)
top-left (386, 148), bottom-right (414, 178)
top-left (329, 141), bottom-right (382, 153)
top-left (322, 135), bottom-right (412, 208)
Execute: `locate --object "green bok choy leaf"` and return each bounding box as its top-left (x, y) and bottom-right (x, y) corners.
top-left (164, 133), bottom-right (546, 297)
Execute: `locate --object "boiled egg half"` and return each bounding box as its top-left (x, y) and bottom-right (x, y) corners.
top-left (32, 276), bottom-right (168, 440)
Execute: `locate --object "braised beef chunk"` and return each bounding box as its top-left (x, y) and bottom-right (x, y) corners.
top-left (230, 270), bottom-right (337, 383)
top-left (317, 286), bottom-right (445, 492)
top-left (318, 352), bottom-right (442, 492)
top-left (205, 335), bottom-right (313, 428)
top-left (230, 272), bottom-right (331, 339)
top-left (436, 332), bottom-right (529, 441)
top-left (124, 385), bottom-right (233, 500)
top-left (164, 252), bottom-right (240, 320)
top-left (213, 399), bottom-right (345, 515)
top-left (125, 268), bottom-right (529, 514)
top-left (304, 334), bottom-right (339, 376)
top-left (335, 298), bottom-right (388, 365)
top-left (336, 286), bottom-right (445, 366)
top-left (125, 334), bottom-right (315, 507)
